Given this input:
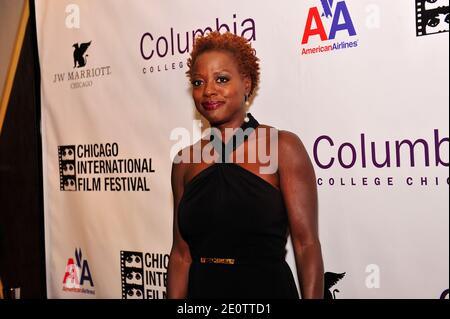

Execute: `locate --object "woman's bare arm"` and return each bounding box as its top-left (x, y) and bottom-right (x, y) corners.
top-left (278, 130), bottom-right (324, 299)
top-left (167, 157), bottom-right (192, 299)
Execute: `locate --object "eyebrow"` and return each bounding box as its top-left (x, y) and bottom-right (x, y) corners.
top-left (192, 70), bottom-right (233, 77)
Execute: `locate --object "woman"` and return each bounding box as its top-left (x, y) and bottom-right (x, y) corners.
top-left (167, 31), bottom-right (324, 299)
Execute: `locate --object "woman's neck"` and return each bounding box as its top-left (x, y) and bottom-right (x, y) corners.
top-left (210, 110), bottom-right (247, 142)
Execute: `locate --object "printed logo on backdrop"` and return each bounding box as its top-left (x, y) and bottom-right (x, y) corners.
top-left (415, 0), bottom-right (449, 37)
top-left (62, 248), bottom-right (95, 295)
top-left (324, 271), bottom-right (345, 299)
top-left (301, 0), bottom-right (359, 56)
top-left (52, 41), bottom-right (112, 89)
top-left (120, 251), bottom-right (169, 299)
top-left (58, 143), bottom-right (155, 191)
top-left (59, 145), bottom-right (77, 191)
top-left (73, 41), bottom-right (91, 68)
top-left (140, 14), bottom-right (256, 76)
top-left (440, 289), bottom-right (449, 299)
top-left (313, 129), bottom-right (450, 187)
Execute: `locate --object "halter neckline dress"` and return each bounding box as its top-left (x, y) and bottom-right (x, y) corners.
top-left (178, 113), bottom-right (299, 299)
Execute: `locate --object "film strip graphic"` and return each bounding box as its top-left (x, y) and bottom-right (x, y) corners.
top-left (415, 0), bottom-right (449, 37)
top-left (120, 251), bottom-right (145, 299)
top-left (58, 145), bottom-right (77, 191)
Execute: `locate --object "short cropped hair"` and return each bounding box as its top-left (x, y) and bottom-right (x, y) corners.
top-left (186, 31), bottom-right (260, 97)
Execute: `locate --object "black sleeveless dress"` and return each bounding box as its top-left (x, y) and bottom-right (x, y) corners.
top-left (178, 113), bottom-right (299, 299)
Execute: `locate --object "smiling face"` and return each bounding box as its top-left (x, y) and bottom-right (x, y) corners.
top-left (191, 50), bottom-right (251, 126)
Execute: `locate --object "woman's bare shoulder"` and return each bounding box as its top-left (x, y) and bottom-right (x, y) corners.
top-left (253, 124), bottom-right (308, 156)
top-left (277, 129), bottom-right (311, 167)
top-left (171, 145), bottom-right (192, 188)
top-left (172, 138), bottom-right (207, 187)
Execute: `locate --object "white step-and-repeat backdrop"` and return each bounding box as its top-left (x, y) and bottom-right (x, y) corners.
top-left (35, 0), bottom-right (449, 299)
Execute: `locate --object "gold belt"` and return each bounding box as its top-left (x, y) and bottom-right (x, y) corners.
top-left (200, 257), bottom-right (235, 265)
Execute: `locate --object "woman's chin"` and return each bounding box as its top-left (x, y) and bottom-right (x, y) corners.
top-left (198, 109), bottom-right (226, 125)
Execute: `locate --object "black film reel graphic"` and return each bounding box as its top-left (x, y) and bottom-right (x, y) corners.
top-left (416, 0), bottom-right (450, 36)
top-left (58, 145), bottom-right (77, 191)
top-left (120, 251), bottom-right (144, 299)
top-left (416, 0), bottom-right (426, 36)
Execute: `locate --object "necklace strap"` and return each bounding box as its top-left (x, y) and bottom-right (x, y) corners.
top-left (209, 113), bottom-right (260, 163)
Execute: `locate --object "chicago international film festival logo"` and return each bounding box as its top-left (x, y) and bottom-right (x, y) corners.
top-left (59, 145), bottom-right (77, 191)
top-left (120, 251), bottom-right (145, 299)
top-left (58, 143), bottom-right (155, 192)
top-left (120, 250), bottom-right (169, 299)
top-left (416, 0), bottom-right (449, 36)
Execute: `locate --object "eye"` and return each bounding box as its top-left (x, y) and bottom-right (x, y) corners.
top-left (427, 16), bottom-right (440, 27)
top-left (216, 76), bottom-right (229, 84)
top-left (191, 79), bottom-right (203, 87)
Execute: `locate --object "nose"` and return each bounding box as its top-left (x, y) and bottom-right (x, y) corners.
top-left (203, 80), bottom-right (217, 97)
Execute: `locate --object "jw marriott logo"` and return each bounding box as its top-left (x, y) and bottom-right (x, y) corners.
top-left (52, 41), bottom-right (112, 89)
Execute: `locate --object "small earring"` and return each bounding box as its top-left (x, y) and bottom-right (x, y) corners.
top-left (245, 94), bottom-right (250, 107)
top-left (244, 113), bottom-right (250, 122)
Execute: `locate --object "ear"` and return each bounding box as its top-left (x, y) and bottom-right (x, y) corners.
top-left (243, 75), bottom-right (252, 96)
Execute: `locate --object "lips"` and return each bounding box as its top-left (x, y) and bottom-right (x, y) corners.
top-left (202, 101), bottom-right (225, 111)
